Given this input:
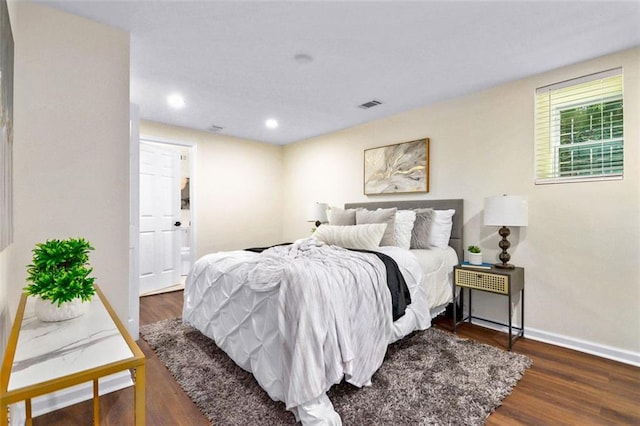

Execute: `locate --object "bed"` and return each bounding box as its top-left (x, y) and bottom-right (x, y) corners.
top-left (183, 199), bottom-right (463, 424)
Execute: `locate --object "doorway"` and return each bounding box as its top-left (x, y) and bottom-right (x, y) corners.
top-left (138, 136), bottom-right (196, 296)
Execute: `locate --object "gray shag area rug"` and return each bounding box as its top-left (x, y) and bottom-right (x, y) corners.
top-left (140, 318), bottom-right (531, 425)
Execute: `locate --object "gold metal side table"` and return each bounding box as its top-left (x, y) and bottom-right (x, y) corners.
top-left (1, 285), bottom-right (145, 425)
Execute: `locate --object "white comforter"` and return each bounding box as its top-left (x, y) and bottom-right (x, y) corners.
top-left (183, 238), bottom-right (449, 424)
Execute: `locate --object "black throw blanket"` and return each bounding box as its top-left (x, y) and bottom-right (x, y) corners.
top-left (245, 244), bottom-right (411, 321)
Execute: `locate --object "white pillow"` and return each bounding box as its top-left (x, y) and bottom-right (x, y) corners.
top-left (312, 224), bottom-right (387, 250)
top-left (394, 210), bottom-right (417, 250)
top-left (427, 209), bottom-right (455, 248)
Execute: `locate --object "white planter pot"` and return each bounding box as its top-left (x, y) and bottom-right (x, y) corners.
top-left (34, 297), bottom-right (88, 322)
top-left (467, 251), bottom-right (483, 265)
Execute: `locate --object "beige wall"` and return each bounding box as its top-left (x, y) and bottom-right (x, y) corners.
top-left (139, 121), bottom-right (284, 256)
top-left (0, 246), bottom-right (10, 351)
top-left (283, 47), bottom-right (640, 357)
top-left (4, 3), bottom-right (130, 327)
top-left (1, 2), bottom-right (635, 364)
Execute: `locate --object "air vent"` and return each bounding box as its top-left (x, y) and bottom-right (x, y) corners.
top-left (206, 124), bottom-right (223, 133)
top-left (358, 99), bottom-right (383, 109)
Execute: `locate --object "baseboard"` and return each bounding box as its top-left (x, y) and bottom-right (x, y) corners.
top-left (128, 316), bottom-right (139, 340)
top-left (470, 318), bottom-right (640, 367)
top-left (9, 371), bottom-right (133, 425)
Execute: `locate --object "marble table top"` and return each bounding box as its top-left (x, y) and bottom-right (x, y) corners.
top-left (8, 294), bottom-right (134, 392)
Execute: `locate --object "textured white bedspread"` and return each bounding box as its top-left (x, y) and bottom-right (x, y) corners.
top-left (411, 246), bottom-right (459, 315)
top-left (183, 239), bottom-right (452, 424)
top-left (248, 240), bottom-right (393, 408)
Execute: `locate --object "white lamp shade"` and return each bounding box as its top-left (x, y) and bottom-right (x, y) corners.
top-left (484, 195), bottom-right (528, 227)
top-left (307, 202), bottom-right (328, 223)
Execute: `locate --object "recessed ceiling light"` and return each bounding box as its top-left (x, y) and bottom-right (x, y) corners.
top-left (265, 119), bottom-right (279, 129)
top-left (293, 53), bottom-right (313, 64)
top-left (167, 93), bottom-right (186, 109)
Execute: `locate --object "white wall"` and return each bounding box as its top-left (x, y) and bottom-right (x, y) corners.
top-left (6, 3), bottom-right (130, 324)
top-left (139, 121), bottom-right (284, 256)
top-left (282, 47), bottom-right (640, 361)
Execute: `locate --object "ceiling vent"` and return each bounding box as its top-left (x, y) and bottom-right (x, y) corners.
top-left (358, 99), bottom-right (383, 109)
top-left (206, 124), bottom-right (223, 133)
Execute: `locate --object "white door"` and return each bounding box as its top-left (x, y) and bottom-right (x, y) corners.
top-left (139, 141), bottom-right (182, 294)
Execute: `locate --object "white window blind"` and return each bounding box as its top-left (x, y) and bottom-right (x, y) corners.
top-left (535, 68), bottom-right (623, 184)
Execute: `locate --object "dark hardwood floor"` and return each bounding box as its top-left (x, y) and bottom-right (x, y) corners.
top-left (34, 290), bottom-right (640, 425)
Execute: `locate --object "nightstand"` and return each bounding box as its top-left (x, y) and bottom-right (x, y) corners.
top-left (453, 265), bottom-right (525, 350)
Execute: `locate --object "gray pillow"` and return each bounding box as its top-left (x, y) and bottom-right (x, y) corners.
top-left (410, 208), bottom-right (435, 249)
top-left (356, 207), bottom-right (397, 246)
top-left (328, 207), bottom-right (356, 226)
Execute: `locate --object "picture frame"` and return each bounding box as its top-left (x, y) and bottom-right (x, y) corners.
top-left (0, 0), bottom-right (14, 251)
top-left (364, 138), bottom-right (429, 195)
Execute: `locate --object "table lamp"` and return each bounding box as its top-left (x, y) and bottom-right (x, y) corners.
top-left (307, 202), bottom-right (328, 228)
top-left (484, 195), bottom-right (528, 269)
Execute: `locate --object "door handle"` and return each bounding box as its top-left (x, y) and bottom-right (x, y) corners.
top-left (174, 221), bottom-right (182, 227)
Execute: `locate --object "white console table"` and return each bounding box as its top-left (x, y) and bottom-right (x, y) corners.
top-left (0, 285), bottom-right (145, 425)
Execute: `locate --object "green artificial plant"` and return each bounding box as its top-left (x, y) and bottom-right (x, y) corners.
top-left (24, 237), bottom-right (96, 307)
top-left (467, 245), bottom-right (481, 254)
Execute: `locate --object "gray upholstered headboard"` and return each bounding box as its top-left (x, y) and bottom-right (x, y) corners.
top-left (344, 199), bottom-right (464, 260)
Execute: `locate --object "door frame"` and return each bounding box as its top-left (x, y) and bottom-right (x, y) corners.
top-left (129, 131), bottom-right (197, 338)
top-left (129, 104), bottom-right (140, 338)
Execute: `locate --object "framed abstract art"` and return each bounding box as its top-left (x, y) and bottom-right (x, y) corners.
top-left (0, 0), bottom-right (13, 251)
top-left (364, 138), bottom-right (429, 195)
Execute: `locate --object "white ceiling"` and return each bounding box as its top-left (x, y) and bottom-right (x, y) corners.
top-left (38, 1), bottom-right (640, 145)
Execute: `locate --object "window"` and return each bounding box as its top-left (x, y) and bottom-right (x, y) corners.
top-left (535, 68), bottom-right (623, 184)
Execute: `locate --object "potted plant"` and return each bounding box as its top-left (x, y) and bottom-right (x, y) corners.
top-left (23, 237), bottom-right (97, 322)
top-left (467, 245), bottom-right (483, 265)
